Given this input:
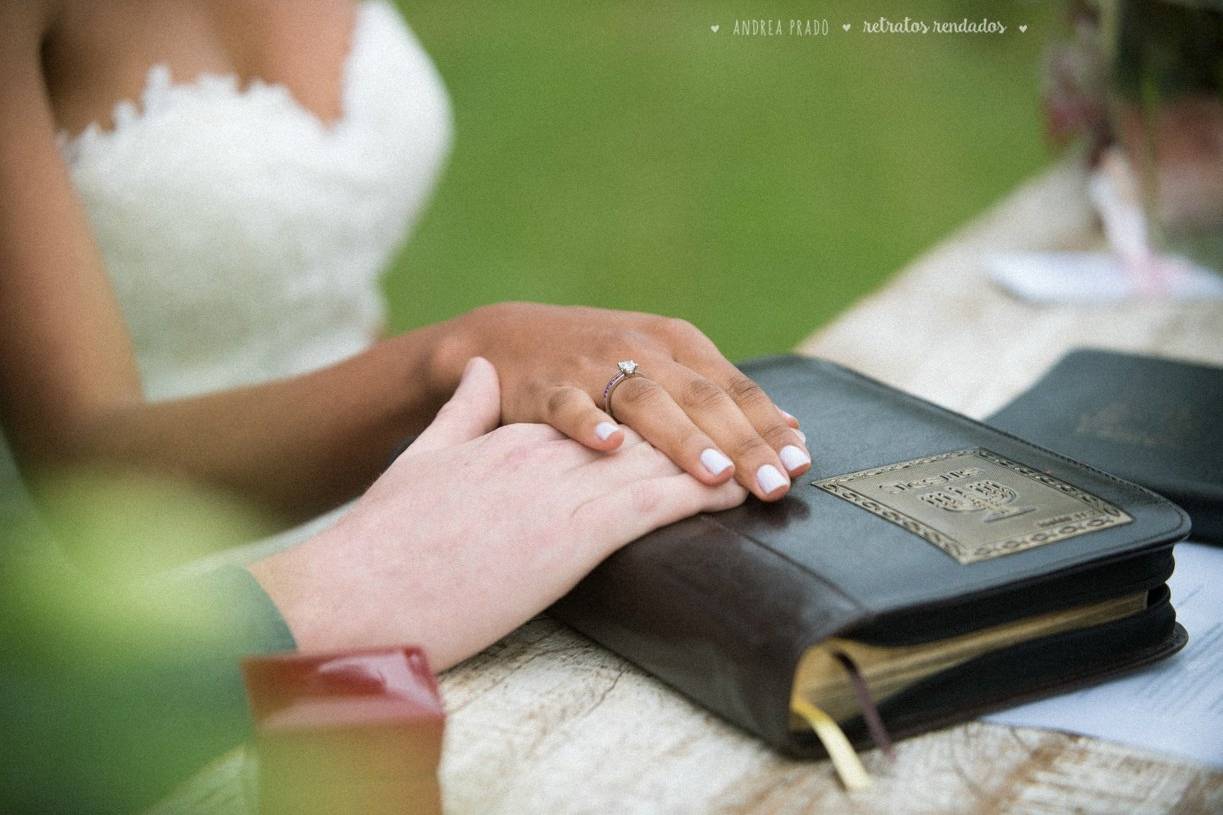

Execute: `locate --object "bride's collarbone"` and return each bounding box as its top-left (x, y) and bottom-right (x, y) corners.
top-left (41, 0), bottom-right (358, 137)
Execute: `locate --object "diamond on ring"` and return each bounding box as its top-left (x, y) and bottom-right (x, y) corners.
top-left (603, 360), bottom-right (643, 421)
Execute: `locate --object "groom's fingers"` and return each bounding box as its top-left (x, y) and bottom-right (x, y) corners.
top-left (573, 474), bottom-right (746, 562)
top-left (406, 357), bottom-right (502, 455)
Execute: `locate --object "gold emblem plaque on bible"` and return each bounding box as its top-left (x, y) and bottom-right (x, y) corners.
top-left (814, 448), bottom-right (1133, 564)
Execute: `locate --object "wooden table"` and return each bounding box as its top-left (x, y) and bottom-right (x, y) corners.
top-left (158, 160), bottom-right (1223, 814)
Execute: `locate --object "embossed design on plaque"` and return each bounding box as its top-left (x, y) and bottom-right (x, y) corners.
top-left (813, 448), bottom-right (1132, 564)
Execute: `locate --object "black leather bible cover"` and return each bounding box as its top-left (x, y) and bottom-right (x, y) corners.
top-left (550, 355), bottom-right (1190, 757)
top-left (987, 349), bottom-right (1223, 544)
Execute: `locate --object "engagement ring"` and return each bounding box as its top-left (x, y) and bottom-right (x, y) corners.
top-left (602, 360), bottom-right (641, 420)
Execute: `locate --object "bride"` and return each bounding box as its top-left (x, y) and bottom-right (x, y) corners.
top-left (0, 6), bottom-right (820, 807)
top-left (0, 0), bottom-right (811, 648)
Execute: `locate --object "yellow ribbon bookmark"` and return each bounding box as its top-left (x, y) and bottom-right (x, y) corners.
top-left (792, 697), bottom-right (872, 791)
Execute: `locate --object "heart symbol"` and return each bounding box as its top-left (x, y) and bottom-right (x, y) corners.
top-left (710, 24), bottom-right (719, 33)
top-left (842, 23), bottom-right (851, 31)
top-left (1019, 24), bottom-right (1028, 32)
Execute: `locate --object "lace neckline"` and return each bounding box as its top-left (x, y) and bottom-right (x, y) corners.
top-left (58, 0), bottom-right (379, 160)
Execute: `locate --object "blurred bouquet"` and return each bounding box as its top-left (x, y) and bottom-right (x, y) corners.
top-left (1008, 0), bottom-right (1223, 300)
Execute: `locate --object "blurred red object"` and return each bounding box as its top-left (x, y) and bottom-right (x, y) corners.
top-left (242, 646), bottom-right (444, 815)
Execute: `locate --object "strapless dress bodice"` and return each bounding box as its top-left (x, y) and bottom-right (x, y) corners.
top-left (58, 0), bottom-right (451, 400)
top-left (1, 0), bottom-right (450, 525)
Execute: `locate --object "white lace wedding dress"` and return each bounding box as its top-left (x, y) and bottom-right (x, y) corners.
top-left (0, 0), bottom-right (452, 541)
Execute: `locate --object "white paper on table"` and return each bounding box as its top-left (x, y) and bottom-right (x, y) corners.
top-left (984, 542), bottom-right (1223, 767)
top-left (986, 251), bottom-right (1223, 304)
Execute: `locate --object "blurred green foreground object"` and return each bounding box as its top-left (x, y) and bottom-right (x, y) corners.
top-left (387, 0), bottom-right (1058, 360)
top-left (0, 492), bottom-right (294, 814)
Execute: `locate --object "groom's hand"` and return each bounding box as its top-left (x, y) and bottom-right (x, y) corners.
top-left (249, 357), bottom-right (746, 669)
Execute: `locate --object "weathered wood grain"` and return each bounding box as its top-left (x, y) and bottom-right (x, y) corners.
top-left (158, 160), bottom-right (1223, 814)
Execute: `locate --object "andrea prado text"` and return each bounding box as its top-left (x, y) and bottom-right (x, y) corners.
top-left (732, 18), bottom-right (829, 36)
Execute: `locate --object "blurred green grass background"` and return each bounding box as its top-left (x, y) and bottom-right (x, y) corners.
top-left (386, 1), bottom-right (1058, 361)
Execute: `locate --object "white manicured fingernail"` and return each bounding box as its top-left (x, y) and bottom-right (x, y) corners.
top-left (595, 421), bottom-right (618, 441)
top-left (756, 464), bottom-right (789, 494)
top-left (779, 445), bottom-right (811, 473)
top-left (795, 429), bottom-right (807, 444)
top-left (700, 448), bottom-right (733, 476)
top-left (779, 408), bottom-right (798, 424)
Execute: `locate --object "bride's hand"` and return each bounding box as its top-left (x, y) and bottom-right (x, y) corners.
top-left (438, 302), bottom-right (809, 502)
top-left (249, 357), bottom-right (746, 668)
